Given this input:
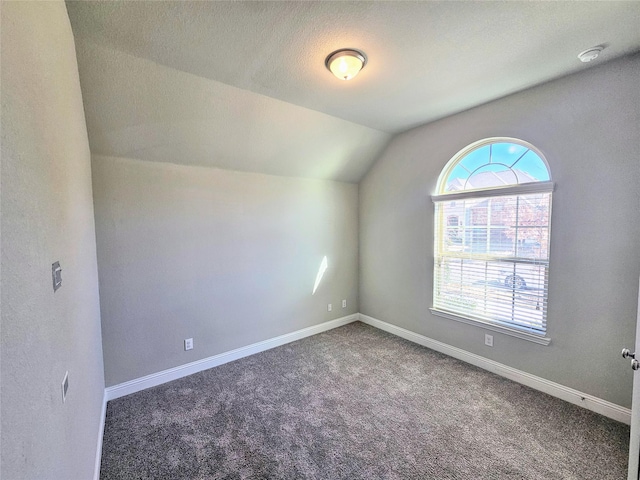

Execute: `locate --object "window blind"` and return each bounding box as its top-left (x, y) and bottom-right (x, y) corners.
top-left (433, 191), bottom-right (552, 335)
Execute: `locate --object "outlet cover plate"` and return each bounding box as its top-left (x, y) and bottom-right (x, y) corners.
top-left (184, 338), bottom-right (193, 351)
top-left (484, 334), bottom-right (494, 347)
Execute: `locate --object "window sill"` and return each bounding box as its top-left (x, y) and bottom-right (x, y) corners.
top-left (429, 308), bottom-right (551, 346)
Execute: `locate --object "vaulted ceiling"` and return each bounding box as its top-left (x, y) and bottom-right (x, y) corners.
top-left (66, 1), bottom-right (640, 183)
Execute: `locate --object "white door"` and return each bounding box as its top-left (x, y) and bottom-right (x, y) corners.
top-left (627, 278), bottom-right (640, 480)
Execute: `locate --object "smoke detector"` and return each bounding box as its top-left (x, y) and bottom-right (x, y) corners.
top-left (578, 46), bottom-right (604, 63)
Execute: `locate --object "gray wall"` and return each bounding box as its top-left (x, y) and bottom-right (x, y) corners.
top-left (1, 2), bottom-right (105, 479)
top-left (92, 156), bottom-right (359, 387)
top-left (360, 54), bottom-right (640, 408)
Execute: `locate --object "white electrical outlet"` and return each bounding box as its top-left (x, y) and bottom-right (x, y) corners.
top-left (484, 334), bottom-right (494, 347)
top-left (328, 303), bottom-right (332, 312)
top-left (184, 338), bottom-right (193, 351)
top-left (61, 371), bottom-right (69, 403)
top-left (342, 299), bottom-right (347, 308)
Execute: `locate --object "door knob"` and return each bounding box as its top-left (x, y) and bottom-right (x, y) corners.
top-left (632, 359), bottom-right (640, 371)
top-left (622, 348), bottom-right (635, 359)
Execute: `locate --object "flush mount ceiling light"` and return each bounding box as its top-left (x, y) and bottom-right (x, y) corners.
top-left (578, 46), bottom-right (604, 63)
top-left (325, 48), bottom-right (367, 81)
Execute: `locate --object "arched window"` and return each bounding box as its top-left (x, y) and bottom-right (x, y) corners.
top-left (431, 138), bottom-right (553, 344)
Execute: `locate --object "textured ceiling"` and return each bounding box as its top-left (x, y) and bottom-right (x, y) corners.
top-left (66, 1), bottom-right (640, 182)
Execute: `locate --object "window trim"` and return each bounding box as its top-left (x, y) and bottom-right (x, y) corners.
top-left (432, 138), bottom-right (553, 344)
top-left (429, 308), bottom-right (551, 345)
top-left (432, 181), bottom-right (554, 202)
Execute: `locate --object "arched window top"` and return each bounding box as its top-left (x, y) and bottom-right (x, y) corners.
top-left (438, 138), bottom-right (551, 194)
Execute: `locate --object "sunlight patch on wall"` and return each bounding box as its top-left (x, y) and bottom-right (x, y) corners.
top-left (312, 256), bottom-right (328, 295)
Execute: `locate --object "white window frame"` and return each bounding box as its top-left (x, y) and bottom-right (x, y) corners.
top-left (430, 138), bottom-right (553, 345)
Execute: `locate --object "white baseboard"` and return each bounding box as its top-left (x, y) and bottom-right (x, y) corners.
top-left (94, 390), bottom-right (107, 480)
top-left (105, 314), bottom-right (359, 401)
top-left (359, 314), bottom-right (632, 425)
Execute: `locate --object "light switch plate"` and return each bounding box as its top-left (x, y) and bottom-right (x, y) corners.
top-left (52, 261), bottom-right (62, 292)
top-left (62, 371), bottom-right (69, 403)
